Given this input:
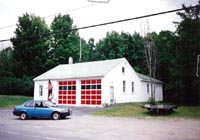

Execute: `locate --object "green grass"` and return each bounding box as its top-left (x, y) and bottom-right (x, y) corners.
top-left (0, 95), bottom-right (33, 108)
top-left (93, 103), bottom-right (200, 119)
top-left (168, 106), bottom-right (200, 119)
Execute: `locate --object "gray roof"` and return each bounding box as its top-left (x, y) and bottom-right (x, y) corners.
top-left (34, 58), bottom-right (125, 81)
top-left (137, 73), bottom-right (163, 84)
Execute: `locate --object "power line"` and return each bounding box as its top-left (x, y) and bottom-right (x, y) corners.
top-left (44, 4), bottom-right (94, 18)
top-left (76, 5), bottom-right (199, 30)
top-left (0, 4), bottom-right (199, 43)
top-left (0, 24), bottom-right (16, 30)
top-left (0, 4), bottom-right (94, 30)
top-left (88, 0), bottom-right (111, 3)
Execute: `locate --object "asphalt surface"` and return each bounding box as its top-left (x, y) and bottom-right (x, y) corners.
top-left (0, 107), bottom-right (200, 140)
top-left (0, 106), bottom-right (106, 140)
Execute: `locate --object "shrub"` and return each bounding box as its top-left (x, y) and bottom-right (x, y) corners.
top-left (0, 76), bottom-right (33, 96)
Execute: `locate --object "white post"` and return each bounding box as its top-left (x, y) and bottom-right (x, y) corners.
top-left (79, 37), bottom-right (82, 62)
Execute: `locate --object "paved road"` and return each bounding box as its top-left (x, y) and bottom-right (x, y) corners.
top-left (0, 107), bottom-right (200, 140)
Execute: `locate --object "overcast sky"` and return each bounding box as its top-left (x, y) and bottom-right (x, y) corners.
top-left (0, 0), bottom-right (198, 48)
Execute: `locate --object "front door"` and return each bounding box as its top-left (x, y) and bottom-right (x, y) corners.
top-left (110, 86), bottom-right (115, 105)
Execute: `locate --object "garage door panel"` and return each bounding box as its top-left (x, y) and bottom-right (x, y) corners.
top-left (58, 80), bottom-right (76, 105)
top-left (81, 79), bottom-right (102, 105)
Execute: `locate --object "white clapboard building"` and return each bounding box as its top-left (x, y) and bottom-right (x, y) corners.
top-left (33, 58), bottom-right (163, 107)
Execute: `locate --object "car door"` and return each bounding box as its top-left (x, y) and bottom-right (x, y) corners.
top-left (24, 100), bottom-right (35, 116)
top-left (33, 102), bottom-right (53, 117)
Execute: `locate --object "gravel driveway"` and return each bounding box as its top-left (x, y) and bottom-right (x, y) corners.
top-left (0, 107), bottom-right (200, 140)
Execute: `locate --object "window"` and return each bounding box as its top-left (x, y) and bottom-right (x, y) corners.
top-left (147, 84), bottom-right (149, 93)
top-left (123, 81), bottom-right (126, 92)
top-left (39, 85), bottom-right (43, 96)
top-left (122, 67), bottom-right (125, 73)
top-left (25, 100), bottom-right (34, 107)
top-left (132, 82), bottom-right (134, 93)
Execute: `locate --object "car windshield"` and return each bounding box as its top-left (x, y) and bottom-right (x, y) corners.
top-left (25, 100), bottom-right (34, 107)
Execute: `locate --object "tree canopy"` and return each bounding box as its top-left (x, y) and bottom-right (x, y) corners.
top-left (11, 13), bottom-right (51, 77)
top-left (50, 14), bottom-right (80, 65)
top-left (94, 31), bottom-right (146, 73)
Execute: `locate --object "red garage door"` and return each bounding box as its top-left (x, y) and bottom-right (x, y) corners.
top-left (81, 79), bottom-right (101, 105)
top-left (58, 81), bottom-right (76, 105)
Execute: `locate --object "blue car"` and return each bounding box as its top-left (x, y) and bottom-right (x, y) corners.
top-left (13, 100), bottom-right (72, 120)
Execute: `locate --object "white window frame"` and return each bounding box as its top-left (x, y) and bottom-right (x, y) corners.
top-left (147, 84), bottom-right (149, 94)
top-left (39, 85), bottom-right (43, 96)
top-left (131, 82), bottom-right (134, 93)
top-left (122, 67), bottom-right (125, 73)
top-left (123, 81), bottom-right (126, 93)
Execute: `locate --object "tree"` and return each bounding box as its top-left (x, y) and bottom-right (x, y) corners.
top-left (153, 31), bottom-right (179, 103)
top-left (11, 13), bottom-right (50, 77)
top-left (175, 2), bottom-right (200, 105)
top-left (124, 32), bottom-right (146, 73)
top-left (141, 21), bottom-right (157, 104)
top-left (50, 14), bottom-right (80, 65)
top-left (0, 47), bottom-right (15, 77)
top-left (95, 31), bottom-right (125, 60)
top-left (0, 47), bottom-right (33, 96)
top-left (144, 33), bottom-right (157, 103)
top-left (95, 31), bottom-right (146, 73)
top-left (88, 38), bottom-right (95, 61)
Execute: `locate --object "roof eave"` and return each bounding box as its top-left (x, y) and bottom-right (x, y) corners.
top-left (140, 79), bottom-right (163, 84)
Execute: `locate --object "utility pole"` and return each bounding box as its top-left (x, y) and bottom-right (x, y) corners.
top-left (79, 37), bottom-right (82, 62)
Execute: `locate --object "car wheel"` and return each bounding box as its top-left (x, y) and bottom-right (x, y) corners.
top-left (52, 112), bottom-right (60, 120)
top-left (20, 112), bottom-right (27, 120)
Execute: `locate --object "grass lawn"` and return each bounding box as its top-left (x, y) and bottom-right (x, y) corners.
top-left (93, 103), bottom-right (200, 119)
top-left (0, 95), bottom-right (33, 108)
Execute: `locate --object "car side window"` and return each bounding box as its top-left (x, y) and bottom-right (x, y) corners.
top-left (25, 101), bottom-right (34, 107)
top-left (35, 102), bottom-right (48, 108)
top-left (42, 102), bottom-right (48, 108)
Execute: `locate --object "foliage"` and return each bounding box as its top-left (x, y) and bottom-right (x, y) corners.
top-left (147, 97), bottom-right (156, 105)
top-left (95, 31), bottom-right (146, 73)
top-left (0, 76), bottom-right (33, 96)
top-left (50, 14), bottom-right (80, 65)
top-left (175, 2), bottom-right (200, 105)
top-left (0, 47), bottom-right (15, 77)
top-left (153, 31), bottom-right (179, 103)
top-left (10, 13), bottom-right (51, 77)
top-left (0, 47), bottom-right (34, 96)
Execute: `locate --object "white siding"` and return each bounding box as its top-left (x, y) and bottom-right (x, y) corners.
top-left (34, 80), bottom-right (58, 101)
top-left (140, 82), bottom-right (163, 102)
top-left (155, 83), bottom-right (163, 101)
top-left (103, 59), bottom-right (142, 104)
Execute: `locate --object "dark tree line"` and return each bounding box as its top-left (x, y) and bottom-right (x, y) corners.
top-left (0, 2), bottom-right (199, 105)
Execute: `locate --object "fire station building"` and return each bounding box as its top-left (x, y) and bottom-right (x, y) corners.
top-left (33, 58), bottom-right (163, 107)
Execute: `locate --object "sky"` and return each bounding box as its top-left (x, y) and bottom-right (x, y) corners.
top-left (0, 0), bottom-right (198, 49)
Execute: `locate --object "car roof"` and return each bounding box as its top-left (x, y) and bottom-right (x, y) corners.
top-left (34, 100), bottom-right (48, 102)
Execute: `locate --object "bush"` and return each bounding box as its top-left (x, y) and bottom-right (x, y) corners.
top-left (147, 97), bottom-right (156, 105)
top-left (0, 76), bottom-right (33, 96)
